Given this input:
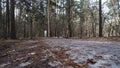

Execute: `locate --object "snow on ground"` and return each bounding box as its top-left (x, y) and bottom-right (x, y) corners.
top-left (0, 62), bottom-right (11, 68)
top-left (19, 61), bottom-right (33, 67)
top-left (45, 38), bottom-right (120, 68)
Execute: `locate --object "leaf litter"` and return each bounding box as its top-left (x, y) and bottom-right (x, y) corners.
top-left (0, 38), bottom-right (120, 68)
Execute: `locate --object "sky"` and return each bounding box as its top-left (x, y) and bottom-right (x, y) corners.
top-left (76, 0), bottom-right (107, 4)
top-left (75, 0), bottom-right (109, 13)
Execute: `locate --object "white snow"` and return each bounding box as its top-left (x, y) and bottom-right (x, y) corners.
top-left (48, 61), bottom-right (62, 67)
top-left (28, 52), bottom-right (36, 55)
top-left (28, 45), bottom-right (39, 49)
top-left (19, 61), bottom-right (32, 67)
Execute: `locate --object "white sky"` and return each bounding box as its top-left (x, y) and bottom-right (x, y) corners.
top-left (76, 0), bottom-right (107, 3)
top-left (76, 0), bottom-right (109, 13)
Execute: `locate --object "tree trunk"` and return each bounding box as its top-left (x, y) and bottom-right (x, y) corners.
top-left (0, 0), bottom-right (1, 22)
top-left (17, 4), bottom-right (22, 38)
top-left (2, 0), bottom-right (6, 38)
top-left (10, 0), bottom-right (16, 39)
top-left (31, 15), bottom-right (35, 39)
top-left (24, 22), bottom-right (26, 38)
top-left (54, 0), bottom-right (58, 37)
top-left (47, 0), bottom-right (50, 37)
top-left (30, 19), bottom-right (33, 39)
top-left (118, 0), bottom-right (120, 18)
top-left (6, 0), bottom-right (10, 39)
top-left (0, 0), bottom-right (2, 38)
top-left (66, 0), bottom-right (72, 38)
top-left (62, 0), bottom-right (65, 37)
top-left (99, 0), bottom-right (103, 37)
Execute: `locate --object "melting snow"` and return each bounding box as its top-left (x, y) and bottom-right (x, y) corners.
top-left (0, 62), bottom-right (11, 68)
top-left (89, 60), bottom-right (119, 68)
top-left (45, 38), bottom-right (120, 68)
top-left (28, 52), bottom-right (36, 55)
top-left (28, 45), bottom-right (38, 49)
top-left (48, 61), bottom-right (62, 67)
top-left (19, 61), bottom-right (32, 67)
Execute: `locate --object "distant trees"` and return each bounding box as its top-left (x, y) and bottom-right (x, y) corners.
top-left (105, 0), bottom-right (120, 36)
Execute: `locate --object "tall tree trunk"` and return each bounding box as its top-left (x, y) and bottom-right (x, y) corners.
top-left (79, 0), bottom-right (84, 38)
top-left (30, 19), bottom-right (33, 39)
top-left (117, 0), bottom-right (120, 36)
top-left (55, 0), bottom-right (58, 37)
top-left (99, 0), bottom-right (103, 37)
top-left (17, 4), bottom-right (22, 38)
top-left (6, 0), bottom-right (10, 39)
top-left (62, 0), bottom-right (65, 37)
top-left (0, 0), bottom-right (2, 38)
top-left (30, 15), bottom-right (35, 39)
top-left (66, 0), bottom-right (72, 37)
top-left (0, 0), bottom-right (1, 22)
top-left (2, 0), bottom-right (5, 38)
top-left (10, 0), bottom-right (16, 39)
top-left (47, 0), bottom-right (50, 37)
top-left (118, 0), bottom-right (120, 18)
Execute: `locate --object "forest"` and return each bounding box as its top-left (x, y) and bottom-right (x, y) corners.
top-left (0, 0), bottom-right (120, 39)
top-left (0, 0), bottom-right (120, 68)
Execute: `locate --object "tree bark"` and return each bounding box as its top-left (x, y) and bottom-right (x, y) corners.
top-left (99, 0), bottom-right (103, 37)
top-left (47, 0), bottom-right (50, 37)
top-left (10, 0), bottom-right (16, 39)
top-left (66, 0), bottom-right (72, 38)
top-left (6, 0), bottom-right (10, 39)
top-left (0, 0), bottom-right (2, 38)
top-left (0, 0), bottom-right (1, 21)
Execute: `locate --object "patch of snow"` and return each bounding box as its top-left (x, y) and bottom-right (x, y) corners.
top-left (45, 38), bottom-right (120, 68)
top-left (48, 61), bottom-right (62, 67)
top-left (28, 45), bottom-right (38, 49)
top-left (28, 52), bottom-right (36, 55)
top-left (0, 62), bottom-right (11, 68)
top-left (19, 61), bottom-right (32, 67)
top-left (103, 55), bottom-right (114, 60)
top-left (89, 60), bottom-right (119, 68)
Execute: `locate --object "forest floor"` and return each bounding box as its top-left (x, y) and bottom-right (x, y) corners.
top-left (0, 37), bottom-right (120, 68)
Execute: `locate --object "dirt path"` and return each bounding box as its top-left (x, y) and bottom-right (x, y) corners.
top-left (0, 38), bottom-right (120, 68)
